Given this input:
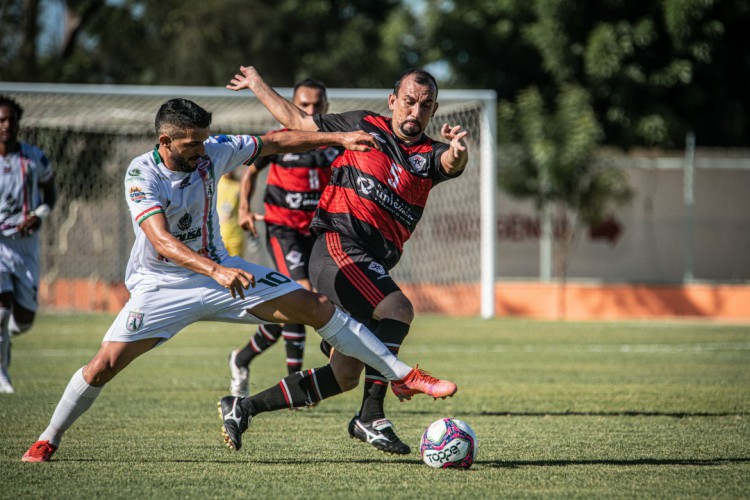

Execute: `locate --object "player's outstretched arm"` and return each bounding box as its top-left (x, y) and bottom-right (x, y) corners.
top-left (260, 130), bottom-right (379, 157)
top-left (139, 212), bottom-right (255, 299)
top-left (227, 65), bottom-right (319, 132)
top-left (238, 164), bottom-right (264, 238)
top-left (439, 123), bottom-right (469, 176)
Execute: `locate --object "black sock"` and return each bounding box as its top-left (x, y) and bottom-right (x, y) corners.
top-left (282, 323), bottom-right (306, 374)
top-left (235, 324), bottom-right (283, 367)
top-left (359, 319), bottom-right (410, 422)
top-left (241, 364), bottom-right (342, 416)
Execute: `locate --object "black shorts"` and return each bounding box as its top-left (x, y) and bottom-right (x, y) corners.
top-left (265, 223), bottom-right (316, 282)
top-left (309, 231), bottom-right (401, 322)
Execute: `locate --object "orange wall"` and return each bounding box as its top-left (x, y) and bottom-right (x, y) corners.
top-left (40, 279), bottom-right (750, 322)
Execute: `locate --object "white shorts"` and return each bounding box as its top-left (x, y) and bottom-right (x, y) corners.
top-left (103, 256), bottom-right (303, 345)
top-left (0, 234), bottom-right (40, 311)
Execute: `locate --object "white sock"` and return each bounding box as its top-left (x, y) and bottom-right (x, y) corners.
top-left (39, 367), bottom-right (103, 447)
top-left (316, 309), bottom-right (411, 381)
top-left (0, 308), bottom-right (10, 369)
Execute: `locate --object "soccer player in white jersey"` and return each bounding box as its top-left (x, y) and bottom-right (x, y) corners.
top-left (0, 95), bottom-right (57, 394)
top-left (21, 98), bottom-right (456, 462)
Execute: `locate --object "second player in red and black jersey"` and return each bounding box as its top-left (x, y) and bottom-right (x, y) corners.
top-left (229, 66), bottom-right (468, 456)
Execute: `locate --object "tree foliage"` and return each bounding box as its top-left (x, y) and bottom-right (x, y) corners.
top-left (499, 84), bottom-right (632, 225)
top-left (0, 0), bottom-right (418, 88)
top-left (424, 0), bottom-right (749, 148)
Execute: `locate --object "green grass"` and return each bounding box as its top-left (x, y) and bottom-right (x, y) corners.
top-left (2, 314), bottom-right (749, 498)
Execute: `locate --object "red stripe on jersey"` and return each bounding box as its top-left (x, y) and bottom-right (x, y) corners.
top-left (266, 165), bottom-right (331, 193)
top-left (269, 236), bottom-right (291, 276)
top-left (336, 152), bottom-right (432, 208)
top-left (325, 232), bottom-right (384, 307)
top-left (319, 186), bottom-right (411, 251)
top-left (264, 205), bottom-right (315, 233)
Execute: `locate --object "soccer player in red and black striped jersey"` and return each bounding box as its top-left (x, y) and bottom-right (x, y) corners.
top-left (228, 66), bottom-right (469, 454)
top-left (228, 80), bottom-right (340, 397)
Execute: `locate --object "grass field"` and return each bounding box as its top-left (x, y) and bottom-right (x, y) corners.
top-left (2, 313), bottom-right (749, 498)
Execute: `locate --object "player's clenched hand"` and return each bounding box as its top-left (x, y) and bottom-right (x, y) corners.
top-left (340, 131), bottom-right (381, 152)
top-left (440, 124), bottom-right (469, 159)
top-left (17, 215), bottom-right (42, 237)
top-left (215, 266), bottom-right (256, 300)
top-left (226, 66), bottom-right (261, 92)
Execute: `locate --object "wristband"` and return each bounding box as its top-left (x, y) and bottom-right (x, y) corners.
top-left (32, 204), bottom-right (51, 220)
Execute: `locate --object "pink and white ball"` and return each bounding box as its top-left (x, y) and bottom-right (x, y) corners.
top-left (420, 418), bottom-right (477, 469)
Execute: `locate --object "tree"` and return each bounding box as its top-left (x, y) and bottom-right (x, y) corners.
top-left (0, 0), bottom-right (420, 88)
top-left (499, 84), bottom-right (632, 278)
top-left (423, 0), bottom-right (750, 147)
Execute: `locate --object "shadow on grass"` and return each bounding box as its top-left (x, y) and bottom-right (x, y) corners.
top-left (482, 457), bottom-right (750, 468)
top-left (56, 457), bottom-right (419, 465)
top-left (397, 409), bottom-right (749, 418)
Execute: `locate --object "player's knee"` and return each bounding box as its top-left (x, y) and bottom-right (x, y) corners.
top-left (376, 292), bottom-right (414, 324)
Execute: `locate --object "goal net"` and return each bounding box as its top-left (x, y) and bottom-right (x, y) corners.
top-left (0, 83), bottom-right (496, 316)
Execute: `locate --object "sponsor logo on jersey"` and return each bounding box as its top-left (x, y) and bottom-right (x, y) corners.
top-left (369, 132), bottom-right (387, 144)
top-left (286, 250), bottom-right (304, 270)
top-left (4, 165), bottom-right (12, 174)
top-left (368, 262), bottom-right (386, 275)
top-left (128, 168), bottom-right (141, 176)
top-left (177, 213), bottom-right (192, 231)
top-left (172, 227), bottom-right (202, 242)
top-left (282, 153), bottom-right (301, 162)
top-left (285, 192), bottom-right (304, 209)
top-left (356, 176), bottom-right (376, 195)
top-left (129, 185), bottom-right (146, 203)
top-left (408, 154), bottom-right (427, 172)
top-left (126, 309), bottom-right (144, 332)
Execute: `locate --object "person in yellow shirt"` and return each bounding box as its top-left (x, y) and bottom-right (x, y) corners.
top-left (217, 170), bottom-right (245, 257)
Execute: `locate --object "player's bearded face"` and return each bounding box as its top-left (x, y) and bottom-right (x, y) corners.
top-left (164, 128), bottom-right (209, 172)
top-left (389, 79), bottom-right (437, 142)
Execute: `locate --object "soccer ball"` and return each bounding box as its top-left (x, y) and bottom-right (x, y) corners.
top-left (420, 418), bottom-right (477, 469)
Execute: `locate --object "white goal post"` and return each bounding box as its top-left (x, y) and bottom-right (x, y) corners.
top-left (0, 82), bottom-right (497, 318)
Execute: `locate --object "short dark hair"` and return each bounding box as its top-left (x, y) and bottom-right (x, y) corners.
top-left (154, 98), bottom-right (212, 137)
top-left (0, 94), bottom-right (23, 121)
top-left (393, 69), bottom-right (439, 98)
top-left (293, 78), bottom-right (328, 100)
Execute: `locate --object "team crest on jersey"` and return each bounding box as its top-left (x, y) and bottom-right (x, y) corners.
top-left (408, 154), bottom-right (428, 172)
top-left (285, 193), bottom-right (303, 209)
top-left (126, 310), bottom-right (144, 332)
top-left (129, 186), bottom-right (146, 203)
top-left (368, 262), bottom-right (386, 275)
top-left (177, 213), bottom-right (192, 231)
top-left (356, 177), bottom-right (376, 195)
top-left (286, 250), bottom-right (304, 270)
